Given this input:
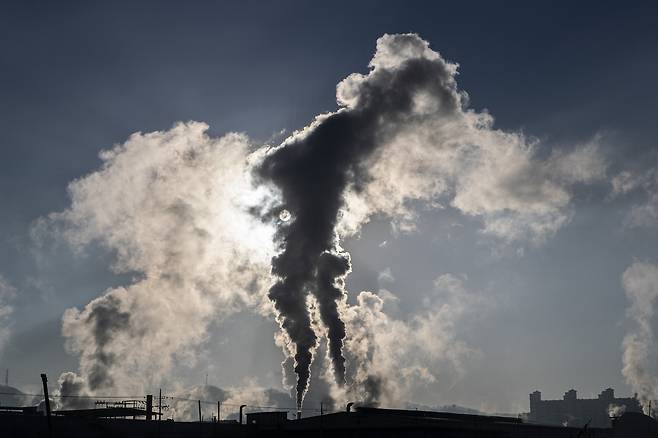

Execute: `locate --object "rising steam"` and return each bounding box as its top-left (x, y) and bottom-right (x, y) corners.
top-left (254, 33), bottom-right (604, 408)
top-left (621, 261), bottom-right (658, 406)
top-left (38, 124), bottom-right (275, 394)
top-left (42, 33), bottom-right (605, 407)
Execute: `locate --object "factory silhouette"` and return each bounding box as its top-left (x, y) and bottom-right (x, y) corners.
top-left (1, 373), bottom-right (657, 437)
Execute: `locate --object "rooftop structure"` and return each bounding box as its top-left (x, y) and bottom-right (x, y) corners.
top-left (3, 404), bottom-right (658, 437)
top-left (529, 388), bottom-right (643, 427)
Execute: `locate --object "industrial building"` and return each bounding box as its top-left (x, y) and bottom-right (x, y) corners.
top-left (2, 403), bottom-right (658, 437)
top-left (528, 388), bottom-right (643, 427)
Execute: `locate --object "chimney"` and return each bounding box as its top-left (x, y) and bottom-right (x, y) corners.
top-left (40, 374), bottom-right (53, 438)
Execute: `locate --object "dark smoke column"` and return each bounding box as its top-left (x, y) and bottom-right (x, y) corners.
top-left (255, 33), bottom-right (463, 409)
top-left (256, 114), bottom-right (376, 408)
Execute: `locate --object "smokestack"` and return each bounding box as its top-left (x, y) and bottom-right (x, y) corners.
top-left (40, 374), bottom-right (53, 438)
top-left (346, 402), bottom-right (354, 413)
top-left (296, 410), bottom-right (301, 420)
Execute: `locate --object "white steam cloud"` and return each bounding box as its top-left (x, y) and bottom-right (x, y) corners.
top-left (621, 260), bottom-right (658, 405)
top-left (333, 274), bottom-right (489, 407)
top-left (38, 122), bottom-right (275, 394)
top-left (337, 35), bottom-right (605, 242)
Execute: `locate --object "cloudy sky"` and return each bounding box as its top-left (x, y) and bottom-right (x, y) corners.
top-left (1, 0), bottom-right (658, 415)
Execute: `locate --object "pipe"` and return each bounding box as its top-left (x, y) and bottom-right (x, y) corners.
top-left (239, 404), bottom-right (247, 425)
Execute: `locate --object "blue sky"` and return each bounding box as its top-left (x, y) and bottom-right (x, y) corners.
top-left (1, 1), bottom-right (657, 413)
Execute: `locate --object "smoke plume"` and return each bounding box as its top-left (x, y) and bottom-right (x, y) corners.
top-left (255, 30), bottom-right (462, 404)
top-left (336, 274), bottom-right (488, 407)
top-left (41, 33), bottom-right (606, 406)
top-left (39, 122), bottom-right (275, 394)
top-left (255, 33), bottom-right (603, 408)
top-left (621, 261), bottom-right (658, 405)
top-left (56, 372), bottom-right (94, 409)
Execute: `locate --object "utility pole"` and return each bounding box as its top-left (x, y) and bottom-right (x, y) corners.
top-left (40, 374), bottom-right (53, 438)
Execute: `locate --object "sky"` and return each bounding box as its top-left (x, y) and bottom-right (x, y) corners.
top-left (1, 0), bottom-right (658, 416)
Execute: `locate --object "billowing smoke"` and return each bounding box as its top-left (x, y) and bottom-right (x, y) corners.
top-left (38, 122), bottom-right (276, 395)
top-left (41, 33), bottom-right (606, 407)
top-left (621, 261), bottom-right (658, 406)
top-left (252, 33), bottom-right (450, 401)
top-left (56, 372), bottom-right (94, 409)
top-left (337, 274), bottom-right (489, 407)
top-left (255, 33), bottom-right (604, 408)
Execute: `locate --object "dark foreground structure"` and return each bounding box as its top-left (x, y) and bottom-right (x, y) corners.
top-left (529, 388), bottom-right (643, 428)
top-left (2, 405), bottom-right (658, 438)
